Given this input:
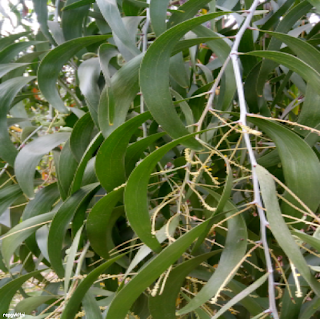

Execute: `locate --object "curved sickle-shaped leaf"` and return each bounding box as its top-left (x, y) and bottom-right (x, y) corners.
top-left (2, 211), bottom-right (55, 267)
top-left (15, 132), bottom-right (70, 199)
top-left (58, 139), bottom-right (79, 200)
top-left (60, 254), bottom-right (123, 319)
top-left (87, 188), bottom-right (123, 260)
top-left (0, 76), bottom-right (36, 166)
top-left (124, 215), bottom-right (180, 278)
top-left (291, 229), bottom-right (320, 252)
top-left (171, 37), bottom-right (220, 56)
top-left (48, 183), bottom-right (100, 277)
top-left (105, 219), bottom-right (211, 319)
top-left (262, 30), bottom-right (320, 74)
top-left (168, 0), bottom-right (212, 27)
top-left (99, 43), bottom-right (118, 86)
top-left (99, 53), bottom-right (143, 137)
top-left (149, 0), bottom-right (170, 36)
top-left (299, 296), bottom-right (320, 319)
top-left (96, 0), bottom-right (140, 60)
top-left (0, 270), bottom-right (44, 315)
top-left (22, 183), bottom-right (60, 221)
top-left (96, 112), bottom-right (151, 192)
top-left (78, 58), bottom-right (101, 126)
top-left (70, 133), bottom-right (103, 194)
top-left (211, 273), bottom-right (269, 319)
top-left (246, 51), bottom-right (320, 94)
top-left (298, 84), bottom-right (320, 137)
top-left (0, 31), bottom-right (30, 51)
top-left (256, 165), bottom-right (320, 296)
top-left (16, 295), bottom-right (58, 315)
top-left (248, 117), bottom-right (320, 222)
top-left (149, 251), bottom-right (220, 319)
top-left (125, 132), bottom-right (166, 175)
top-left (256, 1), bottom-right (312, 94)
top-left (32, 0), bottom-right (56, 44)
top-left (140, 12), bottom-right (226, 150)
top-left (0, 63), bottom-right (30, 78)
top-left (177, 190), bottom-right (247, 315)
top-left (0, 41), bottom-right (43, 63)
top-left (70, 112), bottom-right (96, 162)
top-left (125, 130), bottom-right (206, 253)
top-left (64, 225), bottom-right (84, 293)
top-left (38, 35), bottom-right (110, 113)
top-left (63, 0), bottom-right (94, 11)
top-left (0, 184), bottom-right (22, 217)
top-left (62, 0), bottom-right (90, 41)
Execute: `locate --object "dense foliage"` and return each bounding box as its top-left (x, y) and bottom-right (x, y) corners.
top-left (1, 0), bottom-right (320, 318)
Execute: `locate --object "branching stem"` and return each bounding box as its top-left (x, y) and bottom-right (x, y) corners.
top-left (230, 0), bottom-right (279, 317)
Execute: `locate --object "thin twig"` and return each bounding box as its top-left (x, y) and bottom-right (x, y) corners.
top-left (229, 0), bottom-right (279, 317)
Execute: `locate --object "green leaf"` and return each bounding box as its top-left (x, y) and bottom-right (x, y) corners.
top-left (168, 0), bottom-right (212, 27)
top-left (256, 1), bottom-right (312, 94)
top-left (0, 270), bottom-right (44, 314)
top-left (140, 12), bottom-right (227, 151)
top-left (0, 184), bottom-right (22, 217)
top-left (125, 132), bottom-right (166, 175)
top-left (38, 35), bottom-right (110, 113)
top-left (32, 0), bottom-right (56, 44)
top-left (2, 211), bottom-right (54, 267)
top-left (291, 229), bottom-right (320, 252)
top-left (99, 44), bottom-right (118, 86)
top-left (62, 0), bottom-right (94, 11)
top-left (124, 130), bottom-right (207, 253)
top-left (96, 112), bottom-right (151, 192)
top-left (256, 164), bottom-right (320, 296)
top-left (248, 117), bottom-right (320, 223)
top-left (246, 51), bottom-right (320, 94)
top-left (297, 84), bottom-right (320, 137)
top-left (62, 0), bottom-right (90, 41)
top-left (96, 0), bottom-right (140, 60)
top-left (124, 215), bottom-right (180, 278)
top-left (61, 255), bottom-right (124, 319)
top-left (70, 133), bottom-right (103, 194)
top-left (82, 291), bottom-right (103, 319)
top-left (211, 273), bottom-right (269, 319)
top-left (298, 296), bottom-right (320, 319)
top-left (171, 36), bottom-right (221, 57)
top-left (149, 0), bottom-right (170, 36)
top-left (15, 132), bottom-right (70, 199)
top-left (0, 76), bottom-right (36, 166)
top-left (0, 32), bottom-right (31, 51)
top-left (58, 139), bottom-right (79, 200)
top-left (149, 251), bottom-right (220, 319)
top-left (15, 295), bottom-right (58, 315)
top-left (98, 53), bottom-right (143, 137)
top-left (307, 0), bottom-right (320, 12)
top-left (47, 183), bottom-right (100, 277)
top-left (261, 30), bottom-right (320, 74)
top-left (87, 188), bottom-right (123, 260)
top-left (105, 219), bottom-right (211, 319)
top-left (70, 112), bottom-right (97, 162)
top-left (64, 225), bottom-right (84, 293)
top-left (169, 52), bottom-right (189, 88)
top-left (0, 63), bottom-right (30, 78)
top-left (0, 41), bottom-right (43, 63)
top-left (177, 191), bottom-right (247, 315)
top-left (78, 58), bottom-right (101, 126)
